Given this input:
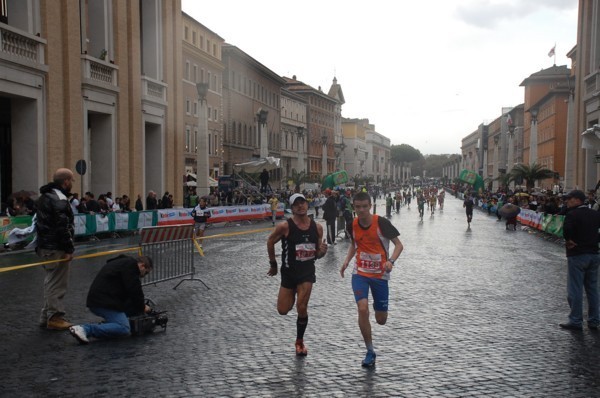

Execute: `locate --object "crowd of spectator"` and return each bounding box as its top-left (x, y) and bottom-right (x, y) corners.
top-left (451, 184), bottom-right (600, 216)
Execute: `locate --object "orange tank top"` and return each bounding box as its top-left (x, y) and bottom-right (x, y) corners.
top-left (352, 215), bottom-right (391, 280)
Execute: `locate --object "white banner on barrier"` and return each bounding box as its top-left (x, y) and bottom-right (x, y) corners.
top-left (138, 212), bottom-right (154, 228)
top-left (95, 214), bottom-right (110, 232)
top-left (115, 213), bottom-right (129, 230)
top-left (74, 215), bottom-right (87, 235)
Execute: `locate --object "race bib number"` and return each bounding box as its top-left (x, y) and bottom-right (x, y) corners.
top-left (295, 242), bottom-right (316, 262)
top-left (357, 252), bottom-right (382, 274)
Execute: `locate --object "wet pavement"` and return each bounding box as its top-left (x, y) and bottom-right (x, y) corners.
top-left (1, 196), bottom-right (599, 397)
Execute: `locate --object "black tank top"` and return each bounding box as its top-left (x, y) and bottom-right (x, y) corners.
top-left (281, 218), bottom-right (318, 270)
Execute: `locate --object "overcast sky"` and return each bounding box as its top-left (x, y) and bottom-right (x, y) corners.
top-left (182, 0), bottom-right (578, 155)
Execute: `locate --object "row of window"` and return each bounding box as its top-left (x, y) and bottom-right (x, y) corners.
top-left (282, 109), bottom-right (305, 123)
top-left (229, 70), bottom-right (279, 109)
top-left (310, 109), bottom-right (334, 129)
top-left (183, 25), bottom-right (220, 58)
top-left (538, 123), bottom-right (556, 144)
top-left (308, 160), bottom-right (335, 174)
top-left (309, 96), bottom-right (336, 113)
top-left (184, 62), bottom-right (221, 93)
top-left (184, 128), bottom-right (220, 156)
top-left (222, 121), bottom-right (281, 150)
top-left (538, 155), bottom-right (555, 172)
top-left (185, 99), bottom-right (219, 121)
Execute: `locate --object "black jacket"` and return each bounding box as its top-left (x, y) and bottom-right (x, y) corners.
top-left (146, 196), bottom-right (158, 210)
top-left (36, 183), bottom-right (75, 253)
top-left (563, 205), bottom-right (600, 257)
top-left (322, 196), bottom-right (337, 220)
top-left (86, 255), bottom-right (146, 316)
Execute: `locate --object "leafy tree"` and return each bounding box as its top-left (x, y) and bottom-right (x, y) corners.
top-left (390, 144), bottom-right (423, 164)
top-left (423, 154), bottom-right (459, 177)
top-left (509, 163), bottom-right (555, 190)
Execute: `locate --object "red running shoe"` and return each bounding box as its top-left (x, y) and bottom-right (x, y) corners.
top-left (295, 340), bottom-right (308, 356)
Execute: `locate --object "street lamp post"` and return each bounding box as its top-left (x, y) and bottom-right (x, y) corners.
top-left (297, 126), bottom-right (305, 174)
top-left (321, 129), bottom-right (328, 177)
top-left (196, 82), bottom-right (210, 196)
top-left (507, 123), bottom-right (516, 179)
top-left (257, 108), bottom-right (269, 158)
top-left (529, 107), bottom-right (538, 165)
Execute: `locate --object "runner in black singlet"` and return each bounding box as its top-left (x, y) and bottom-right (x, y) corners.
top-left (267, 193), bottom-right (327, 356)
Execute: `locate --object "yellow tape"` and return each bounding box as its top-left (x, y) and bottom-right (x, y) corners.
top-left (197, 227), bottom-right (273, 240)
top-left (0, 247), bottom-right (138, 273)
top-left (192, 237), bottom-right (205, 257)
top-left (0, 227), bottom-right (274, 273)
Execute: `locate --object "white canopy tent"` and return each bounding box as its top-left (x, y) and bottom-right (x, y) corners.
top-left (233, 157), bottom-right (280, 173)
top-left (185, 173), bottom-right (217, 187)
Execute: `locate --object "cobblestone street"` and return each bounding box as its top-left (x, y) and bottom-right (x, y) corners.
top-left (1, 195), bottom-right (599, 397)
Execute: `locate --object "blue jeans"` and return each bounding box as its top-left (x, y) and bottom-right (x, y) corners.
top-left (83, 307), bottom-right (131, 339)
top-left (567, 254), bottom-right (600, 326)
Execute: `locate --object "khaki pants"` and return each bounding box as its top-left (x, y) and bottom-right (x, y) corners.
top-left (37, 249), bottom-right (71, 323)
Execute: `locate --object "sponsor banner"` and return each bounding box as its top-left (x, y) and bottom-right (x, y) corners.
top-left (157, 205), bottom-right (284, 226)
top-left (0, 216), bottom-right (33, 244)
top-left (517, 209), bottom-right (543, 229)
top-left (541, 214), bottom-right (564, 237)
top-left (156, 209), bottom-right (193, 226)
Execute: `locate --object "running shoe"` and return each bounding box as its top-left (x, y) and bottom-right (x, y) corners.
top-left (295, 340), bottom-right (308, 356)
top-left (362, 350), bottom-right (376, 367)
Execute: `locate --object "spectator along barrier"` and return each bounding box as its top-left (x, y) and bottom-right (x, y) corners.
top-left (0, 204), bottom-right (284, 245)
top-left (452, 191), bottom-right (565, 238)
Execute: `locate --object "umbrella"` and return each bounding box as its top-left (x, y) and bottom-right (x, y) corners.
top-left (515, 192), bottom-right (530, 197)
top-left (499, 203), bottom-right (521, 218)
top-left (531, 192), bottom-right (546, 197)
top-left (8, 190), bottom-right (37, 200)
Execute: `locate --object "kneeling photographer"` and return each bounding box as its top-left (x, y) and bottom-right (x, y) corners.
top-left (69, 255), bottom-right (153, 344)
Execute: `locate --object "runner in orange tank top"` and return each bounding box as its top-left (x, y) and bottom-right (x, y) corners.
top-left (340, 191), bottom-right (404, 367)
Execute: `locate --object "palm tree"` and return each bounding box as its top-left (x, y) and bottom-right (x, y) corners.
top-left (509, 163), bottom-right (555, 190)
top-left (494, 172), bottom-right (513, 192)
top-left (483, 177), bottom-right (493, 191)
top-left (287, 169), bottom-right (307, 193)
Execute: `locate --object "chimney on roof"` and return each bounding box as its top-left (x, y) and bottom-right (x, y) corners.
top-left (318, 86), bottom-right (322, 91)
top-left (292, 75), bottom-right (296, 80)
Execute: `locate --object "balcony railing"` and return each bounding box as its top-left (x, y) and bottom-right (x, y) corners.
top-left (81, 54), bottom-right (118, 87)
top-left (0, 23), bottom-right (46, 65)
top-left (142, 76), bottom-right (167, 103)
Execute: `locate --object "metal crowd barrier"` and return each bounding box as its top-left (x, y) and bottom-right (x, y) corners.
top-left (139, 224), bottom-right (209, 290)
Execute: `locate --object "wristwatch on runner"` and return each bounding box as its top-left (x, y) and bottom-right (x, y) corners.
top-left (389, 258), bottom-right (396, 265)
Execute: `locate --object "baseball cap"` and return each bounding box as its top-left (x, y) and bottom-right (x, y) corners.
top-left (564, 189), bottom-right (586, 201)
top-left (289, 193), bottom-right (306, 205)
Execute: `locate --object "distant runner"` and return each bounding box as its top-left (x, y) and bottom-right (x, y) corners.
top-left (464, 193), bottom-right (475, 227)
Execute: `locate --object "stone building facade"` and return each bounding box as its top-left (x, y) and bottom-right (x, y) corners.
top-left (0, 0), bottom-right (184, 205)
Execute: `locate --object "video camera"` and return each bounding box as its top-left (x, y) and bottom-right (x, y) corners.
top-left (128, 298), bottom-right (168, 336)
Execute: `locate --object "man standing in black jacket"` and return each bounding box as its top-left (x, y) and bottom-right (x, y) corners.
top-left (560, 189), bottom-right (600, 331)
top-left (322, 189), bottom-right (337, 244)
top-left (36, 168), bottom-right (76, 330)
top-left (69, 255), bottom-right (153, 344)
